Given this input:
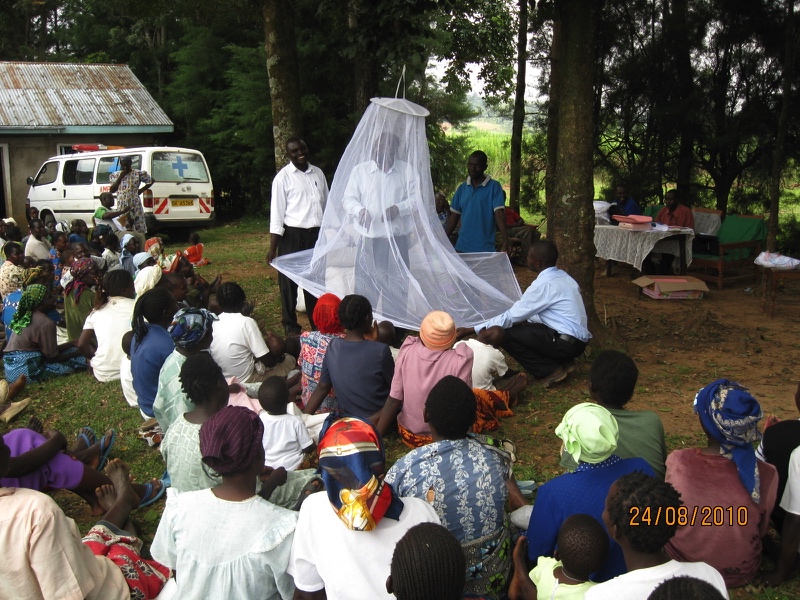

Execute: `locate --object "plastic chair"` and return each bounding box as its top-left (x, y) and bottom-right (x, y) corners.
top-left (691, 214), bottom-right (766, 289)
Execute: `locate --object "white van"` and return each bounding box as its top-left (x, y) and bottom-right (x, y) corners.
top-left (26, 146), bottom-right (215, 232)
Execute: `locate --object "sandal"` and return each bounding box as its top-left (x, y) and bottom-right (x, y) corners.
top-left (138, 478), bottom-right (167, 508)
top-left (76, 426), bottom-right (97, 450)
top-left (97, 430), bottom-right (116, 471)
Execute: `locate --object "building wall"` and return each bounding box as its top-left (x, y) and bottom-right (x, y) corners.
top-left (0, 134), bottom-right (163, 225)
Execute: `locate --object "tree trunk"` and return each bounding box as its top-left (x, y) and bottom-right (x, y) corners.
top-left (670, 0), bottom-right (695, 204)
top-left (509, 0), bottom-right (529, 212)
top-left (348, 0), bottom-right (376, 114)
top-left (767, 0), bottom-right (796, 252)
top-left (262, 0), bottom-right (303, 171)
top-left (549, 0), bottom-right (616, 347)
top-left (545, 18), bottom-right (561, 206)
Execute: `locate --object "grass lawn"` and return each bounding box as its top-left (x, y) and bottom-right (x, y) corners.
top-left (3, 215), bottom-right (799, 599)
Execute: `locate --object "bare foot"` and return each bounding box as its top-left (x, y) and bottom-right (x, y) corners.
top-left (104, 459), bottom-right (140, 512)
top-left (26, 416), bottom-right (44, 434)
top-left (507, 536), bottom-right (537, 600)
top-left (505, 373), bottom-right (528, 407)
top-left (7, 375), bottom-right (26, 401)
top-left (96, 483), bottom-right (116, 513)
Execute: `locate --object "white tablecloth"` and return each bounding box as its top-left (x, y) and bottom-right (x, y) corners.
top-left (692, 211), bottom-right (722, 236)
top-left (594, 225), bottom-right (695, 271)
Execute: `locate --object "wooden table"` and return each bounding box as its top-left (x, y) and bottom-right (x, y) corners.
top-left (761, 267), bottom-right (800, 317)
top-left (594, 225), bottom-right (694, 274)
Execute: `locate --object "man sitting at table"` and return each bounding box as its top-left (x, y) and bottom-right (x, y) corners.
top-left (655, 190), bottom-right (694, 229)
top-left (456, 240), bottom-right (590, 389)
top-left (645, 189), bottom-right (694, 274)
top-left (610, 184), bottom-right (642, 217)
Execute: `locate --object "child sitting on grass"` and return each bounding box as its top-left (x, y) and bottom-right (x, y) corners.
top-left (183, 232), bottom-right (210, 266)
top-left (510, 513), bottom-right (608, 599)
top-left (258, 375), bottom-right (315, 471)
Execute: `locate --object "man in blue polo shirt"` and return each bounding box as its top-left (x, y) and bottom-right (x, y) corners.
top-left (445, 151), bottom-right (509, 253)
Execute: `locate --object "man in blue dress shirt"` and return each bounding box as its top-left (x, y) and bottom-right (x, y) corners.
top-left (456, 240), bottom-right (591, 388)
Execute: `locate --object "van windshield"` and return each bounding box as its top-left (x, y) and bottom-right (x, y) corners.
top-left (151, 152), bottom-right (210, 183)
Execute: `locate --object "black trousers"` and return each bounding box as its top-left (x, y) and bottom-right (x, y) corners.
top-left (500, 322), bottom-right (586, 379)
top-left (278, 226), bottom-right (320, 334)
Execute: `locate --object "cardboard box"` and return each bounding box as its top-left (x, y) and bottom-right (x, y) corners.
top-left (632, 276), bottom-right (710, 300)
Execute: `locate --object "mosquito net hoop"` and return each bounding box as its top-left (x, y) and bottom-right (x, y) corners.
top-left (271, 97), bottom-right (521, 330)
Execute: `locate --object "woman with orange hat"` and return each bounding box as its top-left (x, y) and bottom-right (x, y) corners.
top-left (377, 310), bottom-right (515, 448)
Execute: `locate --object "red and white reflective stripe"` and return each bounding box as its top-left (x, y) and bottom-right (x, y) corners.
top-left (198, 198), bottom-right (211, 213)
top-left (154, 198), bottom-right (169, 214)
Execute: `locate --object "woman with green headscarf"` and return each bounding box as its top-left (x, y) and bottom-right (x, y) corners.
top-left (3, 284), bottom-right (87, 382)
top-left (522, 403), bottom-right (654, 583)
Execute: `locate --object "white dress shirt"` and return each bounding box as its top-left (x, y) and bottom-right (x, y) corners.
top-left (342, 160), bottom-right (414, 237)
top-left (269, 162), bottom-right (328, 235)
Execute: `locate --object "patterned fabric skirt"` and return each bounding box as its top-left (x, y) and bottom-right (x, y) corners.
top-left (3, 349), bottom-right (87, 383)
top-left (83, 523), bottom-right (170, 600)
top-left (462, 522), bottom-right (513, 599)
top-left (398, 388), bottom-right (514, 449)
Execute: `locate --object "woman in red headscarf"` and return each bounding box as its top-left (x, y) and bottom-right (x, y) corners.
top-left (298, 293), bottom-right (345, 413)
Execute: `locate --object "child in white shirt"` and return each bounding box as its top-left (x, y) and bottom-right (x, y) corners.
top-left (258, 376), bottom-right (315, 471)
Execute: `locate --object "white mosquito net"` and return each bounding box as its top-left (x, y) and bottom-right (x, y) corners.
top-left (271, 97), bottom-right (521, 330)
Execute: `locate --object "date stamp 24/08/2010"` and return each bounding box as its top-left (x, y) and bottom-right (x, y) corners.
top-left (629, 506), bottom-right (748, 527)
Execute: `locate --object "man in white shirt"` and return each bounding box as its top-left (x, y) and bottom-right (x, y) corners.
top-left (24, 218), bottom-right (52, 261)
top-left (342, 132), bottom-right (415, 303)
top-left (583, 472), bottom-right (729, 600)
top-left (268, 137), bottom-right (329, 336)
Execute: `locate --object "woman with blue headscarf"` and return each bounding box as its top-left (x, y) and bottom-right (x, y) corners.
top-left (288, 414), bottom-right (440, 599)
top-left (665, 379), bottom-right (778, 587)
top-left (152, 307), bottom-right (218, 432)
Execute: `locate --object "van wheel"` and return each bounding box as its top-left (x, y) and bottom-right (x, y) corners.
top-left (42, 212), bottom-right (56, 228)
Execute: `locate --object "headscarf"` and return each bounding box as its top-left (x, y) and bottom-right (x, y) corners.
top-left (22, 267), bottom-right (45, 288)
top-left (64, 258), bottom-right (95, 302)
top-left (317, 414), bottom-right (403, 531)
top-left (9, 283), bottom-right (48, 334)
top-left (133, 252), bottom-right (153, 270)
top-left (555, 402), bottom-right (619, 464)
top-left (313, 293), bottom-right (343, 334)
top-left (145, 237), bottom-right (163, 259)
top-left (200, 406), bottom-right (264, 475)
top-left (169, 307), bottom-right (218, 349)
top-left (134, 264), bottom-right (162, 296)
top-left (694, 379), bottom-right (763, 503)
top-left (120, 233), bottom-right (135, 253)
top-left (419, 310), bottom-right (456, 351)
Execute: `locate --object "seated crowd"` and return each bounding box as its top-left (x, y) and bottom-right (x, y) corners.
top-left (1, 227), bottom-right (797, 600)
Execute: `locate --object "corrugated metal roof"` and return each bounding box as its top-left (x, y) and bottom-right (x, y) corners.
top-left (0, 61), bottom-right (173, 128)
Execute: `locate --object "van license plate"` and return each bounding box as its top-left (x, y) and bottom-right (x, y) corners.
top-left (171, 199), bottom-right (194, 207)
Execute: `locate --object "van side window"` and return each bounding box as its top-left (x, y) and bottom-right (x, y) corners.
top-left (34, 161), bottom-right (59, 186)
top-left (97, 155), bottom-right (142, 184)
top-left (63, 158), bottom-right (96, 186)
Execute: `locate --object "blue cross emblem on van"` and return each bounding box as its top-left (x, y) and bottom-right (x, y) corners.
top-left (172, 156), bottom-right (188, 177)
